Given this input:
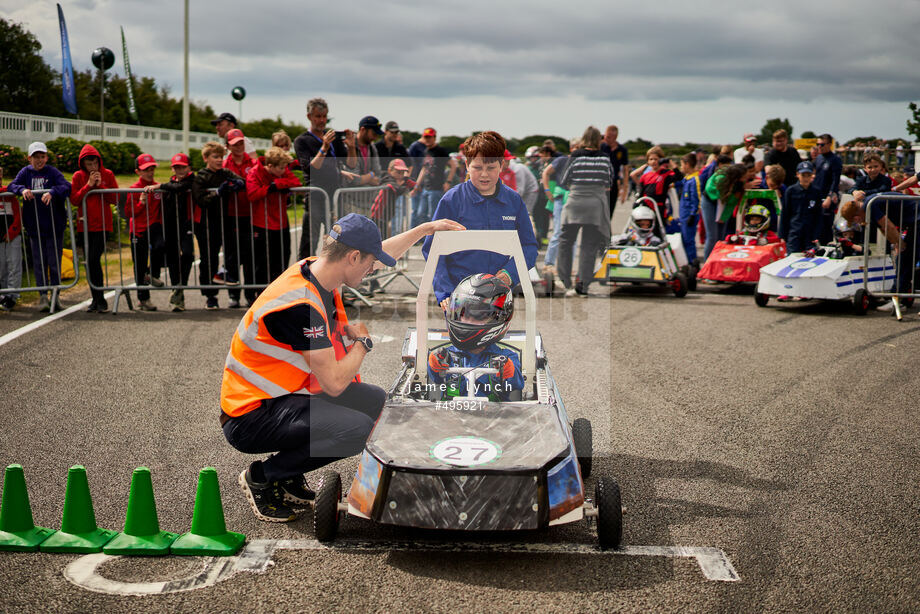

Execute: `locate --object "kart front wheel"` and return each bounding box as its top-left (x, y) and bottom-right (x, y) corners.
top-left (754, 292), bottom-right (770, 307)
top-left (853, 288), bottom-right (870, 315)
top-left (313, 471), bottom-right (343, 543)
top-left (595, 476), bottom-right (623, 550)
top-left (671, 273), bottom-right (688, 298)
top-left (572, 418), bottom-right (593, 479)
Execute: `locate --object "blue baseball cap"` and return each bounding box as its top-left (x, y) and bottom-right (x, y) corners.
top-left (329, 213), bottom-right (396, 267)
top-left (358, 115), bottom-right (384, 136)
top-left (797, 161), bottom-right (815, 174)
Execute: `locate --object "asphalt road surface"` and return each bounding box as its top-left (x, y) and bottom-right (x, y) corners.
top-left (2, 231), bottom-right (919, 612)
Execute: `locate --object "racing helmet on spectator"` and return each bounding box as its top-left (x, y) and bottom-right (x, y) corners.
top-left (446, 274), bottom-right (514, 352)
top-left (743, 204), bottom-right (771, 234)
top-left (629, 205), bottom-right (656, 240)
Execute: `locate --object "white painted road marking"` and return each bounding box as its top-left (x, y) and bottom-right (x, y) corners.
top-left (0, 290), bottom-right (117, 348)
top-left (64, 538), bottom-right (739, 595)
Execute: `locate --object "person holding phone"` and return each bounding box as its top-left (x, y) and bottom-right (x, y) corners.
top-left (293, 98), bottom-right (358, 259)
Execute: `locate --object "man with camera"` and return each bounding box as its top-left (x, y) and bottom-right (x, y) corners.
top-left (293, 98), bottom-right (359, 259)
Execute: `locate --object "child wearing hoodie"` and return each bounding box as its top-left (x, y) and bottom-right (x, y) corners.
top-left (126, 153), bottom-right (165, 311)
top-left (0, 167), bottom-right (23, 310)
top-left (7, 142), bottom-right (72, 312)
top-left (247, 146), bottom-right (302, 289)
top-left (70, 144), bottom-right (119, 313)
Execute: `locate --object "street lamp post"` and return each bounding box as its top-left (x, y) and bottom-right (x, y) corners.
top-left (232, 86), bottom-right (246, 123)
top-left (91, 47), bottom-right (115, 141)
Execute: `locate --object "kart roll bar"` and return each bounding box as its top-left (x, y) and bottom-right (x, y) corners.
top-left (416, 230), bottom-right (536, 388)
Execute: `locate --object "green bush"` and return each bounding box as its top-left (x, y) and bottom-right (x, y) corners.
top-left (89, 140), bottom-right (135, 174)
top-left (118, 142), bottom-right (142, 169)
top-left (189, 148), bottom-right (204, 171)
top-left (0, 144), bottom-right (28, 182)
top-left (45, 137), bottom-right (83, 173)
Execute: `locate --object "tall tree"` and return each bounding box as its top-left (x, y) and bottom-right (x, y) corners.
top-left (0, 18), bottom-right (66, 115)
top-left (758, 118), bottom-right (793, 142)
top-left (907, 102), bottom-right (920, 141)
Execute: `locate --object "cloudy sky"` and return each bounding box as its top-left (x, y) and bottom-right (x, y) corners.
top-left (5, 0), bottom-right (919, 143)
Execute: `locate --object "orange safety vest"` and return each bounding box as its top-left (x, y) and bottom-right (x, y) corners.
top-left (220, 258), bottom-right (358, 417)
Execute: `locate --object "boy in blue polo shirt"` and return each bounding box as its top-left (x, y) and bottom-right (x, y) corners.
top-left (421, 131), bottom-right (538, 309)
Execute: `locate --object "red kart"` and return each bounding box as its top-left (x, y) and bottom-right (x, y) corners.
top-left (697, 190), bottom-right (787, 284)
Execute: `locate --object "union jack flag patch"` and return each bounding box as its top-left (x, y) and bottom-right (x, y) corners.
top-left (303, 325), bottom-right (325, 339)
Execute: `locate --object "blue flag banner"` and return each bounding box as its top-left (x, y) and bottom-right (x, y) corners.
top-left (57, 3), bottom-right (78, 115)
top-left (121, 27), bottom-right (138, 122)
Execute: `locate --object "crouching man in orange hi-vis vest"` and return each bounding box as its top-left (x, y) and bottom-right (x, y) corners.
top-left (220, 212), bottom-right (465, 522)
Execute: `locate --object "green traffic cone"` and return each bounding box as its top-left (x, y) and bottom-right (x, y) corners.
top-left (171, 467), bottom-right (245, 556)
top-left (40, 465), bottom-right (115, 553)
top-left (103, 467), bottom-right (177, 556)
top-left (0, 465), bottom-right (55, 552)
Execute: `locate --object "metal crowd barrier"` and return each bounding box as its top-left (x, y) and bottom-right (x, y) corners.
top-left (0, 190), bottom-right (80, 313)
top-left (332, 185), bottom-right (416, 307)
top-left (862, 193), bottom-right (920, 320)
top-left (81, 186), bottom-right (330, 313)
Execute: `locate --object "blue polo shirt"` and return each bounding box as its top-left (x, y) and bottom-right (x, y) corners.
top-left (422, 180), bottom-right (538, 303)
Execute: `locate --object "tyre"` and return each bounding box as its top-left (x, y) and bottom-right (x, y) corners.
top-left (542, 271), bottom-right (554, 297)
top-left (595, 476), bottom-right (623, 550)
top-left (671, 272), bottom-right (688, 298)
top-left (686, 265), bottom-right (698, 292)
top-left (755, 292), bottom-right (769, 307)
top-left (572, 418), bottom-right (593, 479)
top-left (313, 471), bottom-right (342, 543)
top-left (853, 288), bottom-right (869, 315)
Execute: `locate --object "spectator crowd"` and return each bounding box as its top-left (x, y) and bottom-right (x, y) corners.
top-left (0, 97), bottom-right (918, 313)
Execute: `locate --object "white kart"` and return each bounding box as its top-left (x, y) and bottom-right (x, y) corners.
top-left (755, 245), bottom-right (896, 314)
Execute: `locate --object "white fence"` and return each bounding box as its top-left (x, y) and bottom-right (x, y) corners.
top-left (0, 110), bottom-right (271, 160)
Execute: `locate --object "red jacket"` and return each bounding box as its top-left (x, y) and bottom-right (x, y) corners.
top-left (0, 184), bottom-right (21, 242)
top-left (71, 144), bottom-right (119, 233)
top-left (499, 168), bottom-right (517, 191)
top-left (223, 153), bottom-right (257, 216)
top-left (247, 163), bottom-right (301, 230)
top-left (127, 177), bottom-right (162, 235)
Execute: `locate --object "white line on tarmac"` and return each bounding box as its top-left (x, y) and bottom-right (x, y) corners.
top-left (63, 538), bottom-right (739, 596)
top-left (0, 290), bottom-right (117, 349)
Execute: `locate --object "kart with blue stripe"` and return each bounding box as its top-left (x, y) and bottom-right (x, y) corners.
top-left (312, 230), bottom-right (623, 550)
top-left (755, 244), bottom-right (895, 313)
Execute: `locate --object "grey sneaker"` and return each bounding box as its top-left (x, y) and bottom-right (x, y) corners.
top-left (37, 295), bottom-right (50, 312)
top-left (169, 290), bottom-right (185, 312)
top-left (138, 299), bottom-right (158, 311)
top-left (278, 475), bottom-right (315, 508)
top-left (238, 464), bottom-right (297, 522)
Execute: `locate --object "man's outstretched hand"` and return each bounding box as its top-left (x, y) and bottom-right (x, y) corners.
top-left (424, 219), bottom-right (465, 235)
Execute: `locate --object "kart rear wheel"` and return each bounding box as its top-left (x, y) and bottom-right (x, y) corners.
top-left (671, 273), bottom-right (688, 298)
top-left (853, 288), bottom-right (870, 315)
top-left (595, 476), bottom-right (623, 550)
top-left (686, 265), bottom-right (698, 292)
top-left (572, 418), bottom-right (593, 479)
top-left (754, 292), bottom-right (770, 307)
top-left (542, 271), bottom-right (555, 297)
top-left (313, 471), bottom-right (343, 543)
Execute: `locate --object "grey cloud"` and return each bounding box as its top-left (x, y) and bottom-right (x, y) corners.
top-left (24, 0), bottom-right (920, 106)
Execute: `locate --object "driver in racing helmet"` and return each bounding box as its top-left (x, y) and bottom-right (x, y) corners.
top-left (728, 204), bottom-right (779, 246)
top-left (613, 205), bottom-right (662, 246)
top-left (427, 273), bottom-right (524, 401)
top-left (832, 217), bottom-right (863, 257)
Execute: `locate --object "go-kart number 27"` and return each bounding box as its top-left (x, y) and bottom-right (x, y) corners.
top-left (619, 247), bottom-right (642, 267)
top-left (430, 437), bottom-right (502, 467)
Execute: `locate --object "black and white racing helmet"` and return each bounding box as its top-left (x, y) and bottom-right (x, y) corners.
top-left (446, 274), bottom-right (514, 351)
